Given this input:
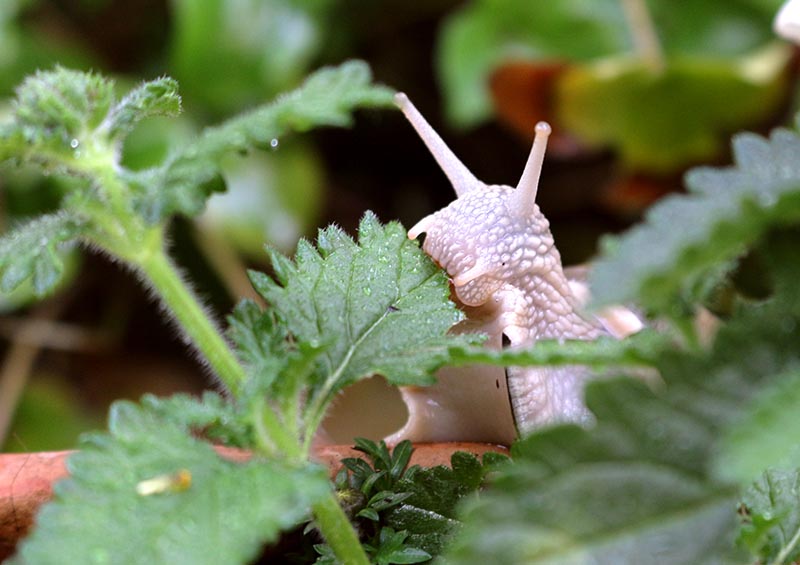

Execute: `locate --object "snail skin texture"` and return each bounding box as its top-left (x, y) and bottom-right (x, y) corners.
top-left (387, 93), bottom-right (643, 445)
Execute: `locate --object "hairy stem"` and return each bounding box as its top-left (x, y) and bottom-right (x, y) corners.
top-left (251, 397), bottom-right (304, 461)
top-left (312, 490), bottom-right (370, 565)
top-left (137, 238), bottom-right (246, 395)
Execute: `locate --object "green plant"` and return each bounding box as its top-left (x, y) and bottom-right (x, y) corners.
top-left (0, 61), bottom-right (477, 565)
top-left (3, 54), bottom-right (800, 564)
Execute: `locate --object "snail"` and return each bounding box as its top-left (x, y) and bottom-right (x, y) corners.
top-left (387, 93), bottom-right (644, 445)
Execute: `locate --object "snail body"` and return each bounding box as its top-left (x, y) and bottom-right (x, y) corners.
top-left (388, 94), bottom-right (642, 444)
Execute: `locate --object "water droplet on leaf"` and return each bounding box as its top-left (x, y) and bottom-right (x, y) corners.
top-left (70, 138), bottom-right (80, 149)
top-left (270, 138), bottom-right (279, 151)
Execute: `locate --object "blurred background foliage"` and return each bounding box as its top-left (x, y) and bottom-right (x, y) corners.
top-left (0, 0), bottom-right (797, 451)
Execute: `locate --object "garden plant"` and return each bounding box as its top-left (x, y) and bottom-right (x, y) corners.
top-left (2, 1), bottom-right (800, 564)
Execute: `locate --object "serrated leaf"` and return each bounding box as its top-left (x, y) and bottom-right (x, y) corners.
top-left (140, 392), bottom-right (252, 448)
top-left (106, 76), bottom-right (181, 139)
top-left (12, 400), bottom-right (329, 565)
top-left (139, 60), bottom-right (394, 221)
top-left (12, 66), bottom-right (114, 144)
top-left (0, 212), bottom-right (84, 295)
top-left (590, 123), bottom-right (800, 312)
top-left (385, 452), bottom-right (488, 556)
top-left (448, 455), bottom-right (739, 564)
top-left (448, 330), bottom-right (667, 369)
top-left (739, 469), bottom-right (800, 564)
top-left (448, 280), bottom-right (800, 564)
top-left (227, 299), bottom-right (289, 392)
top-left (447, 380), bottom-right (745, 564)
top-left (715, 369), bottom-right (800, 484)
top-left (250, 212), bottom-right (477, 428)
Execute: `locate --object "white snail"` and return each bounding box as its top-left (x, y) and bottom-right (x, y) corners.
top-left (387, 93), bottom-right (644, 445)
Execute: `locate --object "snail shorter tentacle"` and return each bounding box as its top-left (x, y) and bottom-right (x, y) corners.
top-left (512, 121), bottom-right (552, 216)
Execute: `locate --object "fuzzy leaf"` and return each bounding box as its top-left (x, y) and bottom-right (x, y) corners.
top-left (140, 392), bottom-right (252, 448)
top-left (106, 77), bottom-right (182, 139)
top-left (10, 66), bottom-right (113, 146)
top-left (136, 60), bottom-right (394, 221)
top-left (250, 212), bottom-right (477, 424)
top-left (591, 124), bottom-right (800, 312)
top-left (448, 330), bottom-right (668, 369)
top-left (0, 212), bottom-right (84, 295)
top-left (11, 400), bottom-right (329, 565)
top-left (0, 67), bottom-right (115, 169)
top-left (227, 299), bottom-right (289, 392)
top-left (739, 469), bottom-right (800, 564)
top-left (715, 369), bottom-right (800, 484)
top-left (448, 284), bottom-right (800, 564)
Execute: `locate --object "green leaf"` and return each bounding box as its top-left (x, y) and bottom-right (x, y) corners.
top-left (448, 453), bottom-right (739, 564)
top-left (140, 392), bottom-right (252, 448)
top-left (249, 212), bottom-right (477, 428)
top-left (11, 66), bottom-right (114, 145)
top-left (715, 369), bottom-right (800, 484)
top-left (385, 452), bottom-right (488, 556)
top-left (137, 60), bottom-right (394, 221)
top-left (169, 0), bottom-right (333, 115)
top-left (0, 67), bottom-right (115, 172)
top-left (447, 381), bottom-right (745, 564)
top-left (557, 45), bottom-right (790, 172)
top-left (438, 0), bottom-right (629, 126)
top-left (227, 299), bottom-right (289, 392)
top-left (448, 285), bottom-right (800, 564)
top-left (590, 122), bottom-right (800, 312)
top-left (369, 527), bottom-right (432, 565)
top-left (448, 330), bottom-right (668, 369)
top-left (0, 211), bottom-right (84, 295)
top-left (12, 400), bottom-right (330, 565)
top-left (106, 76), bottom-right (182, 139)
top-left (739, 469), bottom-right (800, 564)
top-left (437, 0), bottom-right (783, 127)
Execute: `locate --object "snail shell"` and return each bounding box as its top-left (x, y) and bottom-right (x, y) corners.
top-left (387, 94), bottom-right (643, 445)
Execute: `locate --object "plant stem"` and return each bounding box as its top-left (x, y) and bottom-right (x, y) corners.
top-left (252, 397), bottom-right (304, 461)
top-left (770, 521), bottom-right (800, 565)
top-left (137, 238), bottom-right (246, 395)
top-left (312, 490), bottom-right (370, 565)
top-left (620, 0), bottom-right (665, 72)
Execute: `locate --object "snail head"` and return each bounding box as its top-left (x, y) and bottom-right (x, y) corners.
top-left (396, 93), bottom-right (558, 307)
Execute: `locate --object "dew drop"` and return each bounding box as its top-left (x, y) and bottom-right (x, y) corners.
top-left (270, 138), bottom-right (279, 150)
top-left (70, 138), bottom-right (80, 149)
